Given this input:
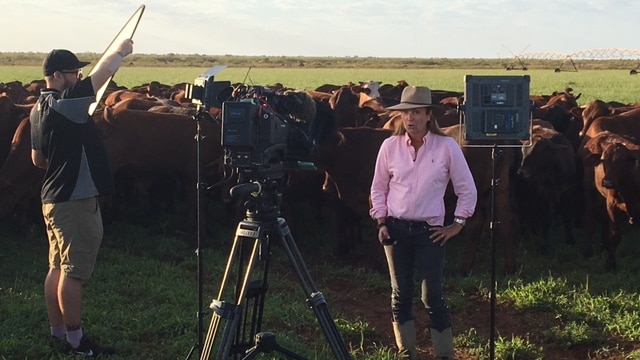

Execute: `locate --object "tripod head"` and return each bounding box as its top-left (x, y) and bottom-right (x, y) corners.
top-left (230, 176), bottom-right (287, 222)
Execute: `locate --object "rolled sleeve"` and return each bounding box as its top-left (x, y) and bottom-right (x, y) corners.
top-left (369, 141), bottom-right (390, 220)
top-left (449, 145), bottom-right (477, 219)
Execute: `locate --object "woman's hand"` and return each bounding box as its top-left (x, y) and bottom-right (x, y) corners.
top-left (430, 223), bottom-right (463, 246)
top-left (378, 225), bottom-right (394, 245)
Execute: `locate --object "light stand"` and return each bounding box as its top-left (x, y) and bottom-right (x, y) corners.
top-left (459, 74), bottom-right (532, 360)
top-left (489, 144), bottom-right (499, 360)
top-left (185, 105), bottom-right (210, 360)
top-left (183, 65), bottom-right (230, 359)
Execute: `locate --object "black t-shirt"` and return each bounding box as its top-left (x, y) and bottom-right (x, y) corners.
top-left (30, 78), bottom-right (114, 203)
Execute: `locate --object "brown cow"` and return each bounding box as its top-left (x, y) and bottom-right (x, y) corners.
top-left (103, 89), bottom-right (151, 107)
top-left (97, 106), bottom-right (224, 234)
top-left (581, 131), bottom-right (640, 271)
top-left (0, 81), bottom-right (31, 104)
top-left (0, 118), bottom-right (45, 233)
top-left (581, 100), bottom-right (640, 137)
top-left (578, 109), bottom-right (640, 270)
top-left (0, 95), bottom-right (34, 166)
top-left (329, 86), bottom-right (381, 127)
top-left (313, 127), bottom-right (393, 266)
top-left (110, 97), bottom-right (179, 112)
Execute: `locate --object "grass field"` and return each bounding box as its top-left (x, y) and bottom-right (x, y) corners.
top-left (2, 199), bottom-right (640, 359)
top-left (2, 57), bottom-right (640, 359)
top-left (3, 65), bottom-right (640, 105)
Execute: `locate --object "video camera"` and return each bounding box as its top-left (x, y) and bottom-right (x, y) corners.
top-left (221, 85), bottom-right (317, 175)
top-left (184, 66), bottom-right (317, 178)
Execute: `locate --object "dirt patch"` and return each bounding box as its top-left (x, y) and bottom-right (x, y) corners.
top-left (319, 274), bottom-right (632, 360)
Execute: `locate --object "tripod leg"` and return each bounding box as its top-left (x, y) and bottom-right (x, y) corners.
top-left (274, 218), bottom-right (353, 360)
top-left (199, 221), bottom-right (264, 360)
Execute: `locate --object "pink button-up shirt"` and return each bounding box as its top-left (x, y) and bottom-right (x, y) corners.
top-left (369, 131), bottom-right (477, 226)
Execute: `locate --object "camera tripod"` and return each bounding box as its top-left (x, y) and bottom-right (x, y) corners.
top-left (199, 179), bottom-right (352, 360)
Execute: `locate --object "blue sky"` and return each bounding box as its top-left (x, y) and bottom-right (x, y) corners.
top-left (4, 0), bottom-right (637, 59)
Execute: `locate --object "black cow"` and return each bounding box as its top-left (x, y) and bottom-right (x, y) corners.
top-left (516, 125), bottom-right (577, 252)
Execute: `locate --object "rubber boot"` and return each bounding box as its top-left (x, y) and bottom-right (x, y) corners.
top-left (430, 327), bottom-right (455, 359)
top-left (392, 321), bottom-right (417, 359)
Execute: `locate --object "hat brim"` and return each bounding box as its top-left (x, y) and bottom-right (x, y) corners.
top-left (386, 103), bottom-right (437, 110)
top-left (76, 61), bottom-right (91, 69)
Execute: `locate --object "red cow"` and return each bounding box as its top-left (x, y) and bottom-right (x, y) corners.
top-left (313, 127), bottom-right (393, 266)
top-left (430, 90), bottom-right (464, 105)
top-left (329, 86), bottom-right (380, 127)
top-left (581, 131), bottom-right (640, 271)
top-left (578, 110), bottom-right (640, 270)
top-left (97, 106), bottom-right (224, 233)
top-left (0, 96), bottom-right (34, 167)
top-left (110, 97), bottom-right (176, 112)
top-left (0, 118), bottom-right (44, 232)
top-left (0, 81), bottom-right (31, 104)
top-left (581, 101), bottom-right (640, 137)
top-left (104, 89), bottom-right (150, 106)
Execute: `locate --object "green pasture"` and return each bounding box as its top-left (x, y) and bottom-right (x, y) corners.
top-left (3, 66), bottom-right (640, 104)
top-left (2, 198), bottom-right (640, 359)
top-left (3, 58), bottom-right (640, 358)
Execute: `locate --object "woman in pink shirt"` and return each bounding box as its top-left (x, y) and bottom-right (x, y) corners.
top-left (369, 86), bottom-right (477, 359)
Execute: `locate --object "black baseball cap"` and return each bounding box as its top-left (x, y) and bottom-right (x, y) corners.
top-left (42, 49), bottom-right (91, 76)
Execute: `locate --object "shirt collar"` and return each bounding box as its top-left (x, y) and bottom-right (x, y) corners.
top-left (403, 131), bottom-right (430, 146)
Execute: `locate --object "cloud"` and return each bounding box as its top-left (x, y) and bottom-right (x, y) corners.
top-left (3, 0), bottom-right (640, 58)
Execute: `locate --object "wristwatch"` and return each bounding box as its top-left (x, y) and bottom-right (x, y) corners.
top-left (453, 217), bottom-right (466, 227)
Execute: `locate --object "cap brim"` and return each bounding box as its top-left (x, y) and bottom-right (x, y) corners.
top-left (386, 103), bottom-right (436, 110)
top-left (77, 61), bottom-right (91, 68)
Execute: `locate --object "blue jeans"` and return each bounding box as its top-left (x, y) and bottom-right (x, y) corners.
top-left (384, 217), bottom-right (451, 331)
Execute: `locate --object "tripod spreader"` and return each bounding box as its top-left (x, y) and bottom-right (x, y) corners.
top-left (243, 332), bottom-right (307, 360)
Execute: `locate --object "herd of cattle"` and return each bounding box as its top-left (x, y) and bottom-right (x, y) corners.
top-left (1, 77), bottom-right (639, 274)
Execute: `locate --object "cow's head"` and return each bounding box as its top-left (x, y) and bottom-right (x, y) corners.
top-left (518, 126), bottom-right (571, 178)
top-left (580, 100), bottom-right (612, 137)
top-left (583, 131), bottom-right (640, 189)
top-left (542, 104), bottom-right (575, 134)
top-left (358, 81), bottom-right (381, 99)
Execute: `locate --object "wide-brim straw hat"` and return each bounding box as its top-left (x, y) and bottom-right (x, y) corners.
top-left (386, 86), bottom-right (436, 110)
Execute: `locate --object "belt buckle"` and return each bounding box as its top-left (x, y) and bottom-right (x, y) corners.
top-left (408, 219), bottom-right (423, 230)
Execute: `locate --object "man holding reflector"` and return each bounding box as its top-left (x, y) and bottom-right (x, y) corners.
top-left (30, 38), bottom-right (133, 357)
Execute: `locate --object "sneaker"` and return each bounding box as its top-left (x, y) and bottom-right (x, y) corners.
top-left (71, 336), bottom-right (116, 357)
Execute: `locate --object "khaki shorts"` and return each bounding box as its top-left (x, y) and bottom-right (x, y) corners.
top-left (43, 197), bottom-right (104, 280)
